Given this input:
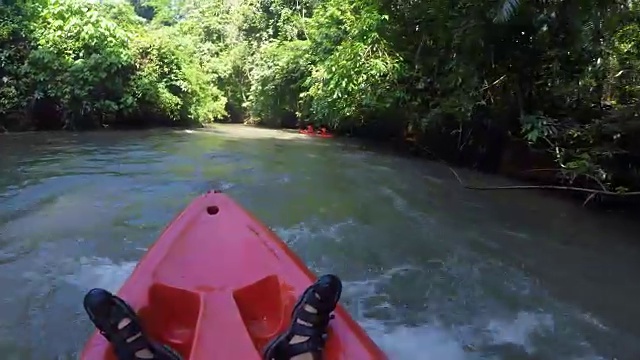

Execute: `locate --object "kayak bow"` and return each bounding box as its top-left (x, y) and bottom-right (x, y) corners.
top-left (81, 191), bottom-right (386, 360)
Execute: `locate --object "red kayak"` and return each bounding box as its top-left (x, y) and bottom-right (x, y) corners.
top-left (81, 191), bottom-right (386, 360)
top-left (299, 125), bottom-right (334, 138)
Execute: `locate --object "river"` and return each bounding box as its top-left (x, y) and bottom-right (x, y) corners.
top-left (1, 125), bottom-right (639, 359)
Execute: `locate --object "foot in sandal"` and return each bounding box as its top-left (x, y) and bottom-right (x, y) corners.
top-left (262, 274), bottom-right (343, 360)
top-left (83, 288), bottom-right (182, 360)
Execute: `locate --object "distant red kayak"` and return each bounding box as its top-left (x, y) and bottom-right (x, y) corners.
top-left (81, 191), bottom-right (386, 359)
top-left (299, 125), bottom-right (334, 138)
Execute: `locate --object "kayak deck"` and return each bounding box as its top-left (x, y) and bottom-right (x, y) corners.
top-left (81, 191), bottom-right (386, 360)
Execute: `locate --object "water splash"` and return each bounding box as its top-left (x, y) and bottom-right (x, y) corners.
top-left (361, 320), bottom-right (471, 360)
top-left (273, 219), bottom-right (609, 360)
top-left (64, 256), bottom-right (137, 293)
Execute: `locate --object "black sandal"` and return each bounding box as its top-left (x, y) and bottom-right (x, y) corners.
top-left (262, 274), bottom-right (343, 360)
top-left (83, 288), bottom-right (183, 360)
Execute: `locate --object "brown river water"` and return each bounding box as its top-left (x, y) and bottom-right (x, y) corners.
top-left (1, 125), bottom-right (640, 359)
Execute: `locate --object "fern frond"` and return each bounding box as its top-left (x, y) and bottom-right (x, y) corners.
top-left (494, 0), bottom-right (522, 23)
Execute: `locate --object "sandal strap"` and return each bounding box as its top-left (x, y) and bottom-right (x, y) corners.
top-left (126, 335), bottom-right (152, 354)
top-left (301, 290), bottom-right (336, 313)
top-left (114, 345), bottom-right (135, 360)
top-left (114, 320), bottom-right (144, 342)
top-left (84, 289), bottom-right (184, 360)
top-left (290, 322), bottom-right (326, 337)
top-left (113, 339), bottom-right (168, 360)
top-left (284, 336), bottom-right (326, 358)
top-left (284, 282), bottom-right (337, 346)
top-left (296, 309), bottom-right (329, 326)
top-left (108, 321), bottom-right (153, 358)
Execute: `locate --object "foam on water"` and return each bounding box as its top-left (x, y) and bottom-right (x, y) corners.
top-left (343, 267), bottom-right (608, 360)
top-left (272, 218), bottom-right (356, 246)
top-left (273, 217), bottom-right (609, 360)
top-left (338, 268), bottom-right (566, 359)
top-left (64, 256), bottom-right (137, 293)
top-left (485, 312), bottom-right (554, 352)
top-left (340, 271), bottom-right (472, 359)
top-left (362, 320), bottom-right (470, 360)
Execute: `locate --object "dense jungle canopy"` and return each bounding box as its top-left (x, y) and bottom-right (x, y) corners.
top-left (1, 0), bottom-right (640, 195)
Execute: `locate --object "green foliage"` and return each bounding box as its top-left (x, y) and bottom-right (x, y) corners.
top-left (27, 0), bottom-right (134, 127)
top-left (2, 0), bottom-right (640, 193)
top-left (0, 0), bottom-right (225, 130)
top-left (247, 40), bottom-right (310, 126)
top-left (302, 0), bottom-right (404, 128)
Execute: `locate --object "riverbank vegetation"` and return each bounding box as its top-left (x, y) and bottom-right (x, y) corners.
top-left (1, 0), bottom-right (640, 198)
